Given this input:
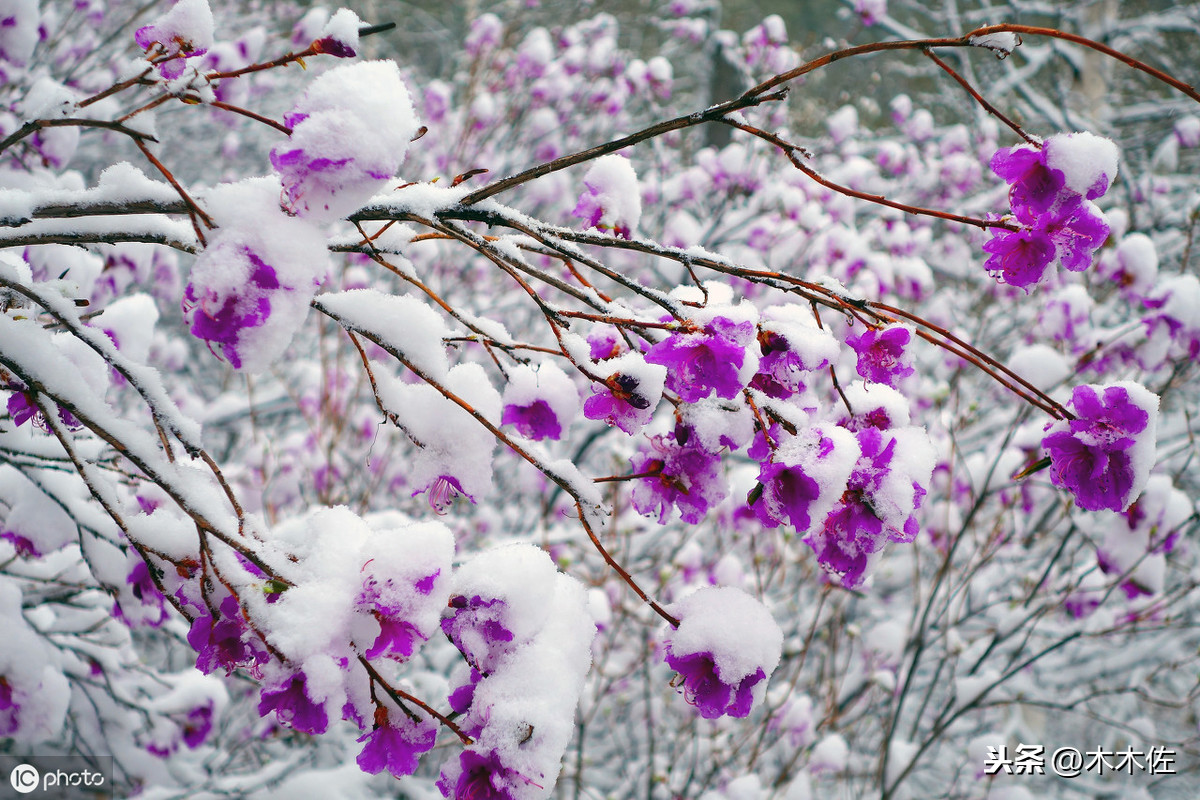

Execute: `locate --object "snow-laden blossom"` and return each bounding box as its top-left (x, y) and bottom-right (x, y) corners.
top-left (583, 353), bottom-right (665, 435)
top-left (663, 587), bottom-right (782, 720)
top-left (630, 430), bottom-right (726, 524)
top-left (183, 179), bottom-right (329, 372)
top-left (309, 8), bottom-right (360, 58)
top-left (187, 595), bottom-right (269, 677)
top-left (4, 382), bottom-right (82, 432)
top-left (441, 595), bottom-right (516, 674)
top-left (845, 324), bottom-right (914, 386)
top-left (751, 424), bottom-right (858, 533)
top-left (646, 316), bottom-right (756, 402)
top-left (500, 363), bottom-right (578, 441)
top-left (439, 749), bottom-right (523, 800)
top-left (270, 61), bottom-right (421, 221)
top-left (1042, 382), bottom-right (1158, 512)
top-left (985, 133), bottom-right (1117, 289)
top-left (573, 154), bottom-right (641, 238)
top-left (803, 427), bottom-right (933, 588)
top-left (183, 247), bottom-right (277, 368)
top-left (257, 671), bottom-right (329, 735)
top-left (113, 560), bottom-right (168, 628)
top-left (357, 710), bottom-right (438, 778)
top-left (134, 0), bottom-right (215, 79)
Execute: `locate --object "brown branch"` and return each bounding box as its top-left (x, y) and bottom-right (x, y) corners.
top-left (921, 48), bottom-right (1037, 146)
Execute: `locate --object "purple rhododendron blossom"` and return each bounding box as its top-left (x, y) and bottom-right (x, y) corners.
top-left (4, 383), bottom-right (83, 433)
top-left (114, 560), bottom-right (168, 628)
top-left (846, 324), bottom-right (914, 386)
top-left (439, 749), bottom-right (523, 800)
top-left (805, 496), bottom-right (886, 589)
top-left (133, 0), bottom-right (214, 79)
top-left (982, 225), bottom-right (1057, 289)
top-left (664, 648), bottom-right (765, 720)
top-left (181, 701), bottom-right (215, 749)
top-left (1, 530), bottom-right (39, 559)
top-left (645, 317), bottom-right (754, 402)
top-left (1044, 198), bottom-right (1110, 273)
top-left (441, 594), bottom-right (515, 673)
top-left (183, 248), bottom-right (280, 369)
top-left (414, 474), bottom-right (473, 516)
top-left (991, 145), bottom-right (1065, 219)
top-left (1043, 384), bottom-right (1154, 512)
top-left (0, 678), bottom-right (17, 736)
top-left (583, 373), bottom-right (655, 434)
top-left (187, 595), bottom-right (269, 676)
top-left (750, 330), bottom-right (824, 399)
top-left (356, 711), bottom-right (438, 778)
top-left (501, 399), bottom-right (561, 440)
top-left (257, 672), bottom-right (329, 735)
top-left (629, 431), bottom-right (726, 524)
top-left (364, 617), bottom-right (422, 661)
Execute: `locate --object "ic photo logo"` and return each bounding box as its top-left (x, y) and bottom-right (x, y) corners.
top-left (8, 763), bottom-right (39, 794)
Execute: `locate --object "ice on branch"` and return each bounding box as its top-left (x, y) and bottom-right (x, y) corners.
top-left (573, 154), bottom-right (642, 239)
top-left (968, 31), bottom-right (1019, 57)
top-left (1042, 382), bottom-right (1158, 513)
top-left (664, 586), bottom-right (782, 719)
top-left (183, 178), bottom-right (329, 371)
top-left (134, 0), bottom-right (215, 80)
top-left (271, 61), bottom-right (421, 222)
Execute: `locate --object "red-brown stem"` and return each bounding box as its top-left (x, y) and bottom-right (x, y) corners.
top-left (133, 138), bottom-right (212, 245)
top-left (719, 118), bottom-right (1017, 232)
top-left (868, 299), bottom-right (1071, 419)
top-left (921, 48), bottom-right (1037, 146)
top-left (208, 100), bottom-right (292, 135)
top-left (593, 468), bottom-right (664, 483)
top-left (359, 656), bottom-right (473, 744)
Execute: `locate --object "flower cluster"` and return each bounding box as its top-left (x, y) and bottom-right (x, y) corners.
top-left (984, 132), bottom-right (1117, 290)
top-left (646, 314), bottom-right (758, 403)
top-left (1042, 382), bottom-right (1158, 512)
top-left (630, 428), bottom-right (728, 524)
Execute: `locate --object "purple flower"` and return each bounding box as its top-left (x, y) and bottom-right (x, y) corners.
top-left (415, 474), bottom-right (473, 516)
top-left (183, 248), bottom-right (280, 369)
top-left (0, 530), bottom-right (39, 558)
top-left (990, 145), bottom-right (1065, 220)
top-left (0, 677), bottom-right (17, 736)
top-left (645, 317), bottom-right (755, 402)
top-left (439, 749), bottom-right (524, 800)
top-left (364, 617), bottom-right (423, 661)
top-left (804, 496), bottom-right (886, 589)
top-left (133, 0), bottom-right (214, 80)
top-left (182, 701), bottom-right (215, 749)
top-left (187, 595), bottom-right (269, 676)
top-left (629, 432), bottom-right (726, 525)
top-left (448, 668), bottom-right (483, 715)
top-left (356, 711), bottom-right (437, 778)
top-left (501, 399), bottom-right (561, 440)
top-left (750, 330), bottom-right (822, 399)
top-left (114, 559), bottom-right (169, 628)
top-left (751, 442), bottom-right (829, 531)
top-left (441, 595), bottom-right (515, 673)
top-left (982, 225), bottom-right (1057, 290)
top-left (845, 324), bottom-right (914, 386)
top-left (583, 372), bottom-right (656, 434)
top-left (4, 383), bottom-right (83, 433)
top-left (258, 671), bottom-right (329, 735)
top-left (665, 648), bottom-right (765, 719)
top-left (1043, 198), bottom-right (1109, 273)
top-left (1043, 383), bottom-right (1156, 512)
